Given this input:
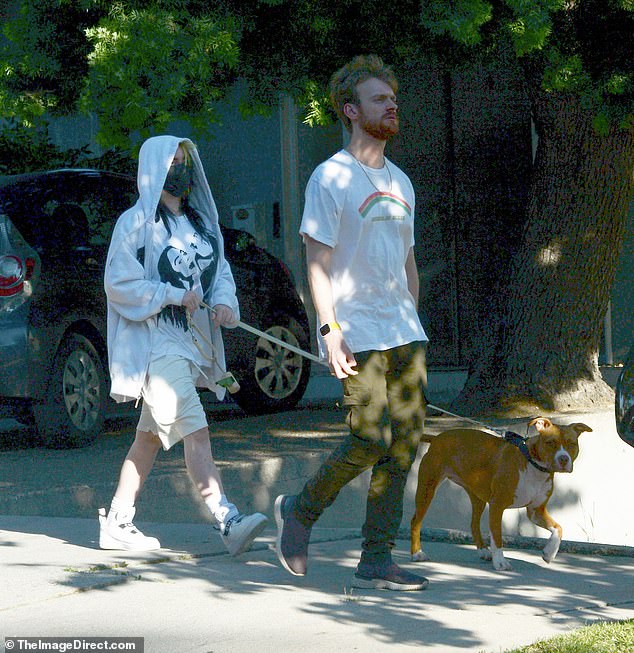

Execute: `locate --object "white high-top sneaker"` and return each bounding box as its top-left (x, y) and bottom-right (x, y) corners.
top-left (98, 507), bottom-right (161, 551)
top-left (220, 512), bottom-right (268, 556)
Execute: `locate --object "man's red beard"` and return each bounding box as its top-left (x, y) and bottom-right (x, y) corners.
top-left (359, 113), bottom-right (399, 140)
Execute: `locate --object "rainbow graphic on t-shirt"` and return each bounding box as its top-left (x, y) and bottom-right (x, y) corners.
top-left (358, 192), bottom-right (412, 219)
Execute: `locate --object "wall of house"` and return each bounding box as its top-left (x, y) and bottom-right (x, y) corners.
top-left (388, 59), bottom-right (459, 365)
top-left (388, 56), bottom-right (533, 368)
top-left (192, 86), bottom-right (341, 337)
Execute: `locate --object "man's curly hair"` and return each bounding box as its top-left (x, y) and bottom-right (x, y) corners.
top-left (329, 55), bottom-right (398, 133)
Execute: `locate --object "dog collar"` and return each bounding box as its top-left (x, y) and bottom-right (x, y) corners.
top-left (503, 431), bottom-right (551, 473)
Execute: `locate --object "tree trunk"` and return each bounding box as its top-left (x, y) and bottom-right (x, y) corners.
top-left (456, 91), bottom-right (634, 416)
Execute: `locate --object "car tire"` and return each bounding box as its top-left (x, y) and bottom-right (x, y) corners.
top-left (231, 313), bottom-right (311, 415)
top-left (33, 333), bottom-right (106, 448)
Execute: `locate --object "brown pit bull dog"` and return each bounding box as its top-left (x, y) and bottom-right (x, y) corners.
top-left (410, 417), bottom-right (592, 571)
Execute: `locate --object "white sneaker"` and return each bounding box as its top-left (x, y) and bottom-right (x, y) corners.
top-left (98, 507), bottom-right (161, 551)
top-left (221, 512), bottom-right (268, 556)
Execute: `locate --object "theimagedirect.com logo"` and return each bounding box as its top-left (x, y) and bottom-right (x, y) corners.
top-left (4, 638), bottom-right (143, 652)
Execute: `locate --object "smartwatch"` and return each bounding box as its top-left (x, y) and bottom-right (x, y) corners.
top-left (319, 321), bottom-right (341, 336)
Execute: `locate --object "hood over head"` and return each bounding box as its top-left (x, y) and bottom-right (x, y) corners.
top-left (137, 135), bottom-right (219, 227)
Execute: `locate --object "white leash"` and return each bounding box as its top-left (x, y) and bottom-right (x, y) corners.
top-left (197, 301), bottom-right (503, 433)
top-left (191, 301), bottom-right (323, 393)
top-left (197, 300), bottom-right (322, 363)
top-left (232, 318), bottom-right (323, 364)
top-left (233, 319), bottom-right (504, 433)
top-left (424, 403), bottom-right (505, 435)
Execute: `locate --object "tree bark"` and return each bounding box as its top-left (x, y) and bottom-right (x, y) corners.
top-left (456, 91), bottom-right (634, 416)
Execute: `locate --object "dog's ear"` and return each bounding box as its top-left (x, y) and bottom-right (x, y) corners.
top-left (528, 417), bottom-right (553, 432)
top-left (569, 422), bottom-right (593, 437)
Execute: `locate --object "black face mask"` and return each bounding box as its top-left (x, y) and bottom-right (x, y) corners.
top-left (163, 163), bottom-right (192, 198)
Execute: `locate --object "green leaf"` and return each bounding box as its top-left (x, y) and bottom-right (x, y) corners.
top-left (81, 6), bottom-right (240, 145)
top-left (420, 0), bottom-right (493, 46)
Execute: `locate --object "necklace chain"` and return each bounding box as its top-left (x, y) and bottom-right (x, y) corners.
top-left (348, 151), bottom-right (393, 193)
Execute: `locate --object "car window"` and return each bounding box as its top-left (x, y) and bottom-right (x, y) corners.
top-left (0, 181), bottom-right (51, 251)
top-left (43, 174), bottom-right (137, 250)
top-left (0, 173), bottom-right (138, 256)
top-left (43, 201), bottom-right (90, 251)
top-left (78, 176), bottom-right (137, 246)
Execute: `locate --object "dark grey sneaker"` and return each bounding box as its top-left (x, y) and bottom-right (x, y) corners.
top-left (351, 561), bottom-right (429, 591)
top-left (274, 494), bottom-right (311, 576)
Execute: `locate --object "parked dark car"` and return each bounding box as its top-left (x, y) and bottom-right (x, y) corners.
top-left (615, 346), bottom-right (634, 448)
top-left (0, 169), bottom-right (311, 448)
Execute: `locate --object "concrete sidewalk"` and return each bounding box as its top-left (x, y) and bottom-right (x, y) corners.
top-left (3, 370), bottom-right (634, 652)
top-left (2, 515), bottom-right (634, 653)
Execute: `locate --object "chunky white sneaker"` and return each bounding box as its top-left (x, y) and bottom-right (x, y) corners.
top-left (98, 507), bottom-right (161, 551)
top-left (220, 512), bottom-right (268, 556)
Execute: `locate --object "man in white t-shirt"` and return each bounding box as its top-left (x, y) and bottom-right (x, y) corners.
top-left (275, 55), bottom-right (429, 591)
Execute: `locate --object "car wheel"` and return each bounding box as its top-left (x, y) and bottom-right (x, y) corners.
top-left (232, 314), bottom-right (311, 414)
top-left (33, 333), bottom-right (106, 448)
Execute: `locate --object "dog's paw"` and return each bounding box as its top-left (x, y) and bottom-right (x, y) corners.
top-left (411, 550), bottom-right (430, 562)
top-left (492, 552), bottom-right (513, 571)
top-left (542, 535), bottom-right (561, 563)
top-left (542, 544), bottom-right (559, 564)
top-left (477, 547), bottom-right (492, 561)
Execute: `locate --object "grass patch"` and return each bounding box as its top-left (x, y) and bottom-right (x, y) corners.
top-left (503, 620), bottom-right (634, 652)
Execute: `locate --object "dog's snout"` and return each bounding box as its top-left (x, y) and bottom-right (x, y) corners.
top-left (555, 448), bottom-right (572, 472)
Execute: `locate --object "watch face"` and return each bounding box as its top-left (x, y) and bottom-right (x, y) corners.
top-left (320, 322), bottom-right (340, 336)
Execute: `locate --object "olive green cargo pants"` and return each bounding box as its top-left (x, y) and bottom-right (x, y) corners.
top-left (294, 341), bottom-right (427, 564)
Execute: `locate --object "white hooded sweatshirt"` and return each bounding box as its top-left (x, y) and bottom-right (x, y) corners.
top-left (104, 135), bottom-right (239, 403)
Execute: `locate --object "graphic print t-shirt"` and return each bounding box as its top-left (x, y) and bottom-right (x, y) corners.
top-left (150, 214), bottom-right (218, 364)
top-left (299, 149), bottom-right (427, 354)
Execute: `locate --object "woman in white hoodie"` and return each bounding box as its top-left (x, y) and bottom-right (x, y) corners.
top-left (99, 135), bottom-right (267, 555)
